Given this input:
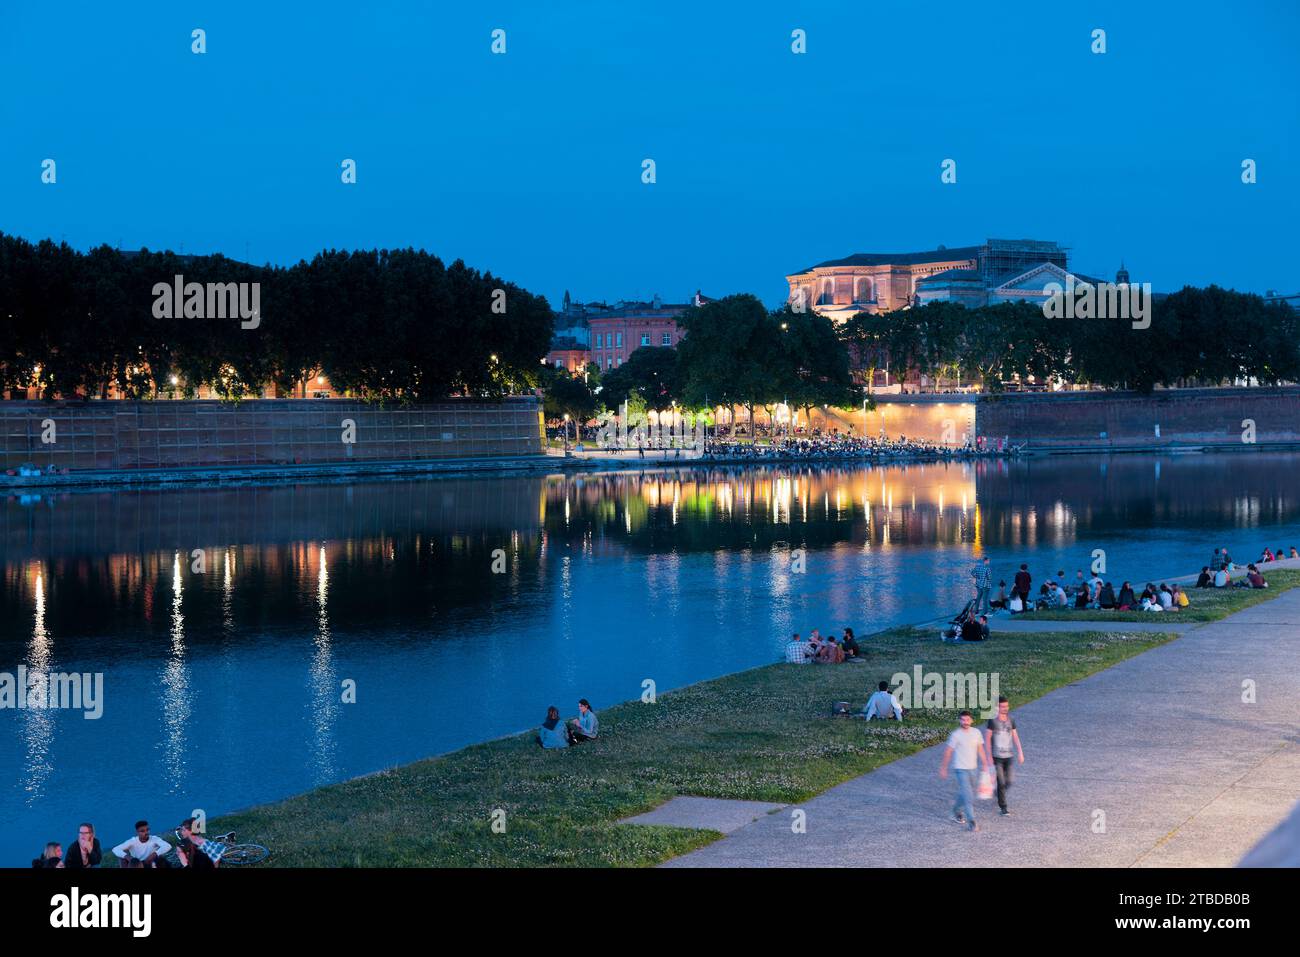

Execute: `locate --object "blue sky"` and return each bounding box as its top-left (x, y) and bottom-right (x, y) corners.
top-left (2, 0), bottom-right (1297, 307)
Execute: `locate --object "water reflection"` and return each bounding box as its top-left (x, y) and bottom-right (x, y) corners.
top-left (309, 544), bottom-right (338, 784)
top-left (162, 552), bottom-right (189, 789)
top-left (23, 567), bottom-right (53, 803)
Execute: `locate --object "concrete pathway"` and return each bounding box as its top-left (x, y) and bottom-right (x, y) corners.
top-left (663, 588), bottom-right (1300, 868)
top-left (622, 797), bottom-right (786, 834)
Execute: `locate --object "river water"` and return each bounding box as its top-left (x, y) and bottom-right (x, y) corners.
top-left (3, 452), bottom-right (1299, 864)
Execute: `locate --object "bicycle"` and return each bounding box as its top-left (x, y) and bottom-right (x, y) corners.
top-left (165, 830), bottom-right (270, 867)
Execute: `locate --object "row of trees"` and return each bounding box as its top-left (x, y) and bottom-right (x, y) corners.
top-left (0, 233), bottom-right (554, 401)
top-left (545, 285), bottom-right (1300, 426)
top-left (842, 289), bottom-right (1300, 393)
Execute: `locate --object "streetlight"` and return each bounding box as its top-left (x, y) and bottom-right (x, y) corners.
top-left (562, 413), bottom-right (570, 453)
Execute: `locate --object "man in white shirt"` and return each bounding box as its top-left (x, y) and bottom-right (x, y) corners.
top-left (864, 680), bottom-right (903, 720)
top-left (112, 820), bottom-right (174, 868)
top-left (939, 711), bottom-right (991, 832)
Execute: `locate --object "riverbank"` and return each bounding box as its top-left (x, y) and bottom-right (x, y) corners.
top-left (186, 625), bottom-right (1171, 867)
top-left (667, 586), bottom-right (1300, 868)
top-left (1015, 567), bottom-right (1300, 623)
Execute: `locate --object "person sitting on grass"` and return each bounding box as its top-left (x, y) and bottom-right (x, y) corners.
top-left (1290, 547), bottom-right (1299, 559)
top-left (864, 680), bottom-right (904, 720)
top-left (990, 581), bottom-right (1008, 610)
top-left (569, 699), bottom-right (599, 743)
top-left (112, 820), bottom-right (174, 869)
top-left (1074, 581), bottom-right (1090, 609)
top-left (785, 633), bottom-right (811, 663)
top-left (817, 637), bottom-right (845, 664)
top-left (31, 843), bottom-right (63, 868)
top-left (1116, 582), bottom-right (1136, 610)
top-left (1214, 565), bottom-right (1230, 588)
top-left (1051, 582), bottom-right (1069, 608)
top-left (1196, 566), bottom-right (1213, 588)
top-left (960, 614), bottom-right (990, 641)
top-left (1157, 584), bottom-right (1174, 610)
top-left (1008, 592), bottom-right (1024, 614)
top-left (538, 706), bottom-right (570, 749)
top-left (1260, 547), bottom-right (1275, 563)
top-left (841, 627), bottom-right (861, 659)
top-left (807, 628), bottom-right (825, 657)
top-left (1098, 581), bottom-right (1116, 609)
top-left (1171, 584), bottom-right (1189, 609)
top-left (1245, 564), bottom-right (1268, 589)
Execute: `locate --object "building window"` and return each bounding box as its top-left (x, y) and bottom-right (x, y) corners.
top-left (661, 333), bottom-right (671, 345)
top-left (606, 358), bottom-right (612, 369)
top-left (594, 333), bottom-right (602, 349)
top-left (640, 334), bottom-right (650, 346)
top-left (855, 278), bottom-right (872, 302)
top-left (616, 332), bottom-right (623, 348)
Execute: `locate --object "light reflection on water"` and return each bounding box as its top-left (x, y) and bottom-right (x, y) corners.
top-left (3, 453), bottom-right (1300, 864)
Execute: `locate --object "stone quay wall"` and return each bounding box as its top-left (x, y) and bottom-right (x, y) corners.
top-left (0, 397), bottom-right (545, 471)
top-left (975, 387), bottom-right (1300, 450)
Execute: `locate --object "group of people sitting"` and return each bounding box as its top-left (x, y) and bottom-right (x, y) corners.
top-left (944, 610), bottom-right (990, 642)
top-left (989, 564), bottom-right (1191, 614)
top-left (784, 628), bottom-right (864, 664)
top-left (1256, 546), bottom-right (1298, 563)
top-left (537, 699), bottom-right (599, 749)
top-left (1195, 549), bottom-right (1272, 590)
top-left (32, 818), bottom-right (221, 869)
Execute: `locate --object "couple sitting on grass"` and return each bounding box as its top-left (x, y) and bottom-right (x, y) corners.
top-left (537, 699), bottom-right (598, 749)
top-left (785, 628), bottom-right (862, 664)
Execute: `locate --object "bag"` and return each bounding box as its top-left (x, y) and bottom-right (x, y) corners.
top-left (976, 770), bottom-right (994, 800)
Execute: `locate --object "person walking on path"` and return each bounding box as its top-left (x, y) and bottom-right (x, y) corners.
top-left (984, 696), bottom-right (1024, 816)
top-left (971, 556), bottom-right (992, 615)
top-left (939, 710), bottom-right (991, 832)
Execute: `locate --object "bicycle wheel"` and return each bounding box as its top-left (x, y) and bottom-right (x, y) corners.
top-left (220, 843), bottom-right (270, 866)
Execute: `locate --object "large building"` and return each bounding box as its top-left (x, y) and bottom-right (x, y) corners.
top-left (545, 291), bottom-right (711, 372)
top-left (786, 238), bottom-right (1083, 322)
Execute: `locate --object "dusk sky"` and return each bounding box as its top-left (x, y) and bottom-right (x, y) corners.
top-left (2, 0), bottom-right (1297, 308)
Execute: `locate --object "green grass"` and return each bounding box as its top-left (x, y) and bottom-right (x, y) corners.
top-left (194, 626), bottom-right (1175, 867)
top-left (1017, 569), bottom-right (1300, 623)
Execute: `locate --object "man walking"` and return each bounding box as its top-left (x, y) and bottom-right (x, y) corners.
top-left (971, 556), bottom-right (992, 615)
top-left (984, 696), bottom-right (1025, 816)
top-left (939, 710), bottom-right (991, 832)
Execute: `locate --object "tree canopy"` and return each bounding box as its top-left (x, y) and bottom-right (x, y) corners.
top-left (0, 233), bottom-right (553, 402)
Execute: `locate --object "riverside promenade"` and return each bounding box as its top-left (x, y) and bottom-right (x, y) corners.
top-left (663, 587), bottom-right (1300, 868)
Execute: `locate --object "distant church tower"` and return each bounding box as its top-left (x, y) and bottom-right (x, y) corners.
top-left (1116, 261), bottom-right (1130, 285)
top-left (562, 290), bottom-right (572, 313)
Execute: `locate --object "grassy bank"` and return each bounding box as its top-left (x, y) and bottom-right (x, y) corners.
top-left (1017, 568), bottom-right (1300, 623)
top-left (201, 626), bottom-right (1174, 867)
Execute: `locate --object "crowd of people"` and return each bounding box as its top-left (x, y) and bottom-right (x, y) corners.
top-left (537, 699), bottom-right (600, 749)
top-left (702, 433), bottom-right (1004, 463)
top-left (964, 543), bottom-right (1296, 620)
top-left (31, 818), bottom-right (223, 869)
